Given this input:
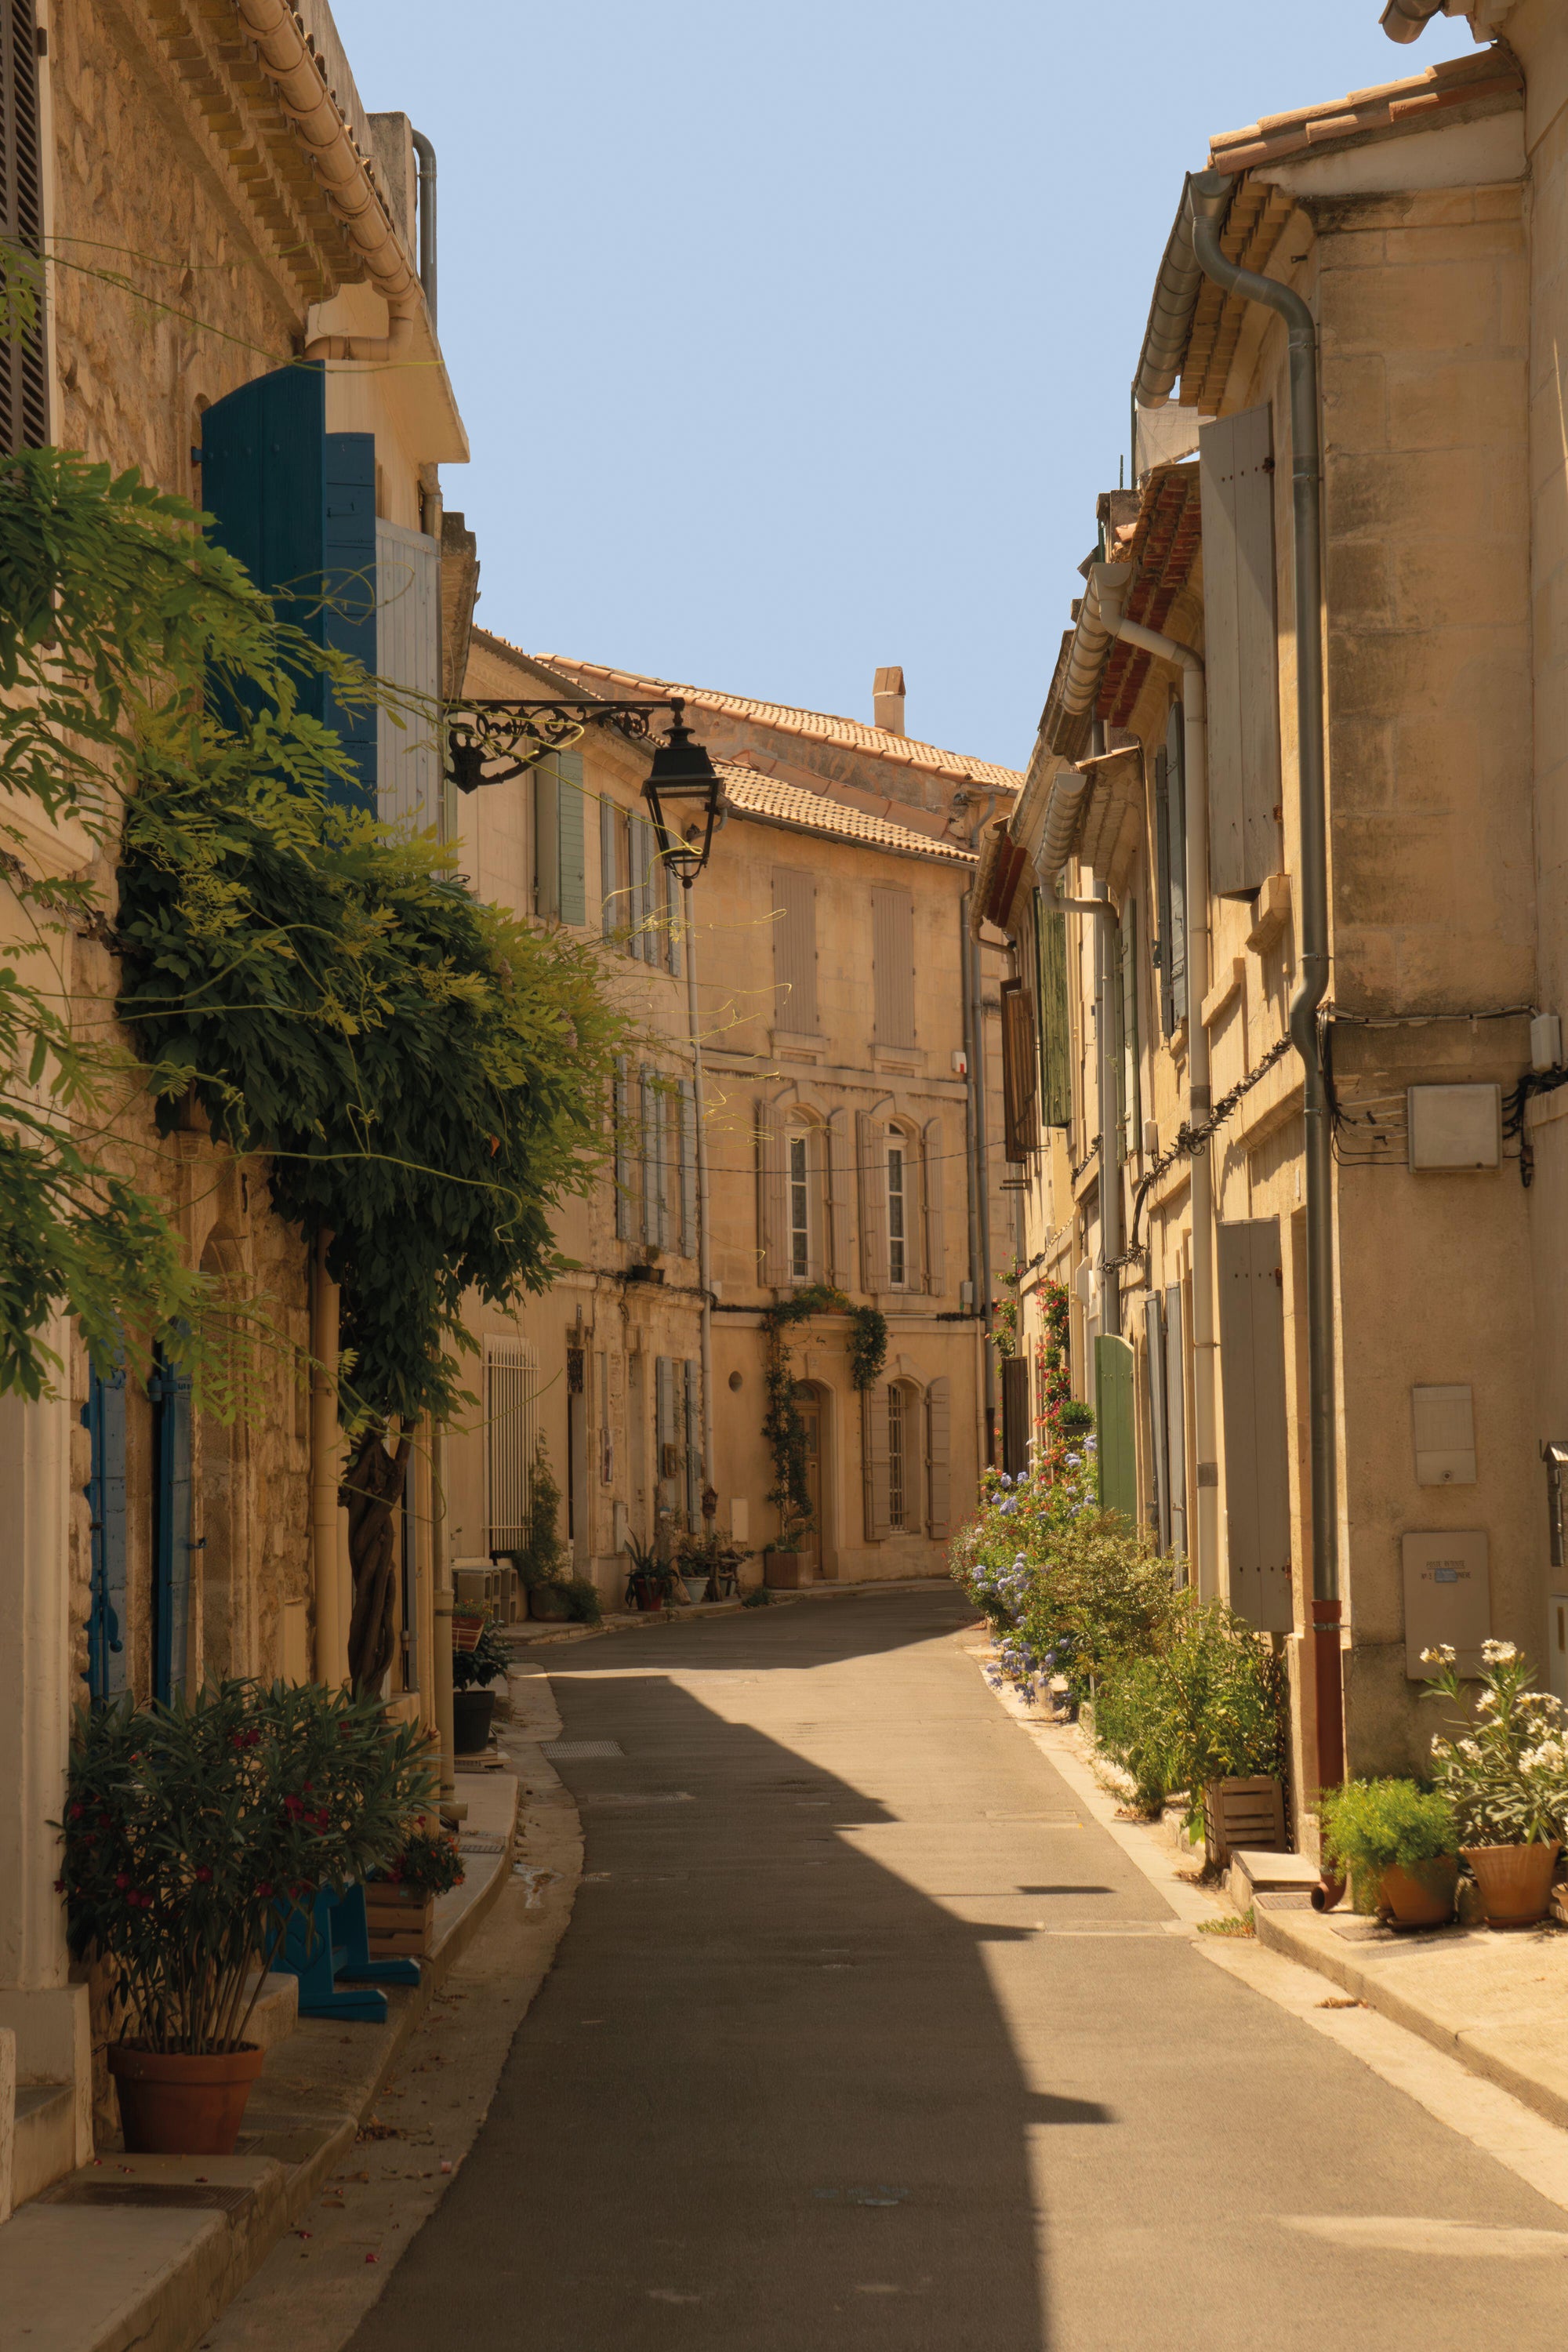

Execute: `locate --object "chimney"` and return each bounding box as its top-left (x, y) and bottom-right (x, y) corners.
top-left (873, 665), bottom-right (906, 737)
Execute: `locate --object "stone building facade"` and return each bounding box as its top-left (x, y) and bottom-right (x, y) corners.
top-left (0, 0), bottom-right (465, 2212)
top-left (447, 634), bottom-right (1017, 1606)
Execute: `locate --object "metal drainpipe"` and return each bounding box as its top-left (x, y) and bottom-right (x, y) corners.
top-left (1095, 593), bottom-right (1218, 1600)
top-left (1091, 877), bottom-right (1123, 1341)
top-left (310, 1231), bottom-right (343, 1686)
top-left (965, 793), bottom-right (1000, 1465)
top-left (409, 128), bottom-right (437, 328)
top-left (1189, 172), bottom-right (1342, 1791)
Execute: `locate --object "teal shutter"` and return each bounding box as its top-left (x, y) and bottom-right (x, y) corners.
top-left (557, 747), bottom-right (586, 925)
top-left (151, 1347), bottom-right (194, 1702)
top-left (199, 365), bottom-right (376, 810)
top-left (1094, 1334), bottom-right (1138, 1524)
top-left (83, 1363), bottom-right (129, 1701)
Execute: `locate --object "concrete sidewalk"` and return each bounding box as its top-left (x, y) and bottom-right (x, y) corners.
top-left (0, 1770), bottom-right (525, 2352)
top-left (1252, 1896), bottom-right (1568, 2135)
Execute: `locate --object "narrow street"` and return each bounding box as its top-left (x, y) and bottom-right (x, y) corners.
top-left (343, 1592), bottom-right (1568, 2351)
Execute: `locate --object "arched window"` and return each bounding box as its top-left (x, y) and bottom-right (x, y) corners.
top-left (864, 1377), bottom-right (924, 1538)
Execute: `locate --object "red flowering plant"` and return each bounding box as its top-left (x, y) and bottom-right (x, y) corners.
top-left (372, 1820), bottom-right (466, 1900)
top-left (57, 1679), bottom-right (436, 2055)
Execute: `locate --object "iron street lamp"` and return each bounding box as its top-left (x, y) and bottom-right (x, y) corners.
top-left (640, 699), bottom-right (724, 880)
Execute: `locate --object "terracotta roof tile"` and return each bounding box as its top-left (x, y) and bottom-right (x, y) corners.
top-left (717, 761), bottom-right (976, 865)
top-left (531, 650), bottom-right (1023, 793)
top-left (1207, 46), bottom-right (1520, 176)
top-left (1098, 463), bottom-right (1203, 728)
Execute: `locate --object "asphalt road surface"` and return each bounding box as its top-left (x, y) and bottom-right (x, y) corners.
top-left (344, 1588), bottom-right (1568, 2350)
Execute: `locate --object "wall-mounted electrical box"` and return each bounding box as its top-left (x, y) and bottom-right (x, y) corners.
top-left (1407, 1083), bottom-right (1501, 1172)
top-left (1531, 1011), bottom-right (1562, 1073)
top-left (1411, 1384), bottom-right (1476, 1486)
top-left (1403, 1529), bottom-right (1490, 1678)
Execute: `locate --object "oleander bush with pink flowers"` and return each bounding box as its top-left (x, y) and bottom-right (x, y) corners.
top-left (58, 1679), bottom-right (436, 2053)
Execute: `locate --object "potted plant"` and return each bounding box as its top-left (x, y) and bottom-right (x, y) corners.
top-left (58, 1679), bottom-right (434, 2154)
top-left (1424, 1640), bottom-right (1568, 1927)
top-left (365, 1820), bottom-right (466, 1958)
top-left (1321, 1777), bottom-right (1459, 1927)
top-left (673, 1524), bottom-right (750, 1606)
top-left (451, 1616), bottom-right (510, 1754)
top-left (624, 1531), bottom-right (675, 1613)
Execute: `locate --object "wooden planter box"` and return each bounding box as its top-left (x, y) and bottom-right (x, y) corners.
top-left (764, 1551), bottom-right (814, 1589)
top-left (365, 1883), bottom-right (435, 1961)
top-left (1203, 1776), bottom-right (1287, 1869)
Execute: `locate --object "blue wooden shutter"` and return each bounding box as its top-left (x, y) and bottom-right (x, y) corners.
top-left (199, 365), bottom-right (376, 810)
top-left (83, 1363), bottom-right (129, 1701)
top-left (151, 1348), bottom-right (194, 1702)
top-left (557, 748), bottom-right (586, 925)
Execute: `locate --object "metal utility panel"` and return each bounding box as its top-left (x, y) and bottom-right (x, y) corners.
top-left (1411, 1385), bottom-right (1476, 1486)
top-left (1406, 1083), bottom-right (1501, 1172)
top-left (1403, 1530), bottom-right (1490, 1679)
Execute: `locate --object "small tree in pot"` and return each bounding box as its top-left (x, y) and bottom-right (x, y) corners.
top-left (1322, 1778), bottom-right (1459, 1927)
top-left (451, 1617), bottom-right (511, 1754)
top-left (59, 1680), bottom-right (434, 2153)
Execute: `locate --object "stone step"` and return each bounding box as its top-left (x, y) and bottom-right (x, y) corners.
top-left (13, 2082), bottom-right (73, 2210)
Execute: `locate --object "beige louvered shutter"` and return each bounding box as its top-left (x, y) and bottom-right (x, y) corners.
top-left (921, 1117), bottom-right (946, 1297)
top-left (1200, 403), bottom-right (1279, 898)
top-left (826, 1107), bottom-right (853, 1287)
top-left (1217, 1217), bottom-right (1294, 1634)
top-left (757, 1098), bottom-right (786, 1286)
top-left (926, 1375), bottom-right (952, 1541)
top-left (1000, 978), bottom-right (1038, 1163)
top-left (872, 887), bottom-right (916, 1047)
top-left (856, 1109), bottom-right (887, 1293)
top-left (862, 1387), bottom-right (891, 1541)
top-left (772, 869), bottom-right (818, 1035)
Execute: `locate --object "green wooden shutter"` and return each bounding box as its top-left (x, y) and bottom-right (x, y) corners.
top-left (83, 1362), bottom-right (129, 1701)
top-left (1094, 1334), bottom-right (1138, 1525)
top-left (557, 746), bottom-right (586, 925)
top-left (151, 1346), bottom-right (193, 1703)
top-left (600, 793), bottom-right (619, 937)
top-left (1036, 895), bottom-right (1071, 1129)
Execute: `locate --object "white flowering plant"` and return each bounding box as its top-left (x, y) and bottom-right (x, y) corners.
top-left (1423, 1641), bottom-right (1568, 1847)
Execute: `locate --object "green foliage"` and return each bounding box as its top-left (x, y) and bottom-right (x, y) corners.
top-left (372, 1820), bottom-right (465, 1899)
top-left (760, 1283), bottom-right (886, 1543)
top-left (1095, 1600), bottom-right (1287, 1833)
top-left (1424, 1639), bottom-right (1568, 1846)
top-left (451, 1617), bottom-right (511, 1692)
top-left (58, 1679), bottom-right (435, 2053)
top-left (560, 1574), bottom-right (602, 1625)
top-left (1058, 1400), bottom-right (1094, 1439)
top-left (503, 1440), bottom-right (571, 1588)
top-left (742, 1584), bottom-right (772, 1608)
top-left (1197, 1909), bottom-right (1254, 1939)
top-left (1321, 1779), bottom-right (1457, 1874)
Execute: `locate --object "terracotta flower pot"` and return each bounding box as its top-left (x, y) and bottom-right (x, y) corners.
top-left (1461, 1839), bottom-right (1562, 1929)
top-left (1378, 1854), bottom-right (1458, 1928)
top-left (108, 2040), bottom-right (265, 2155)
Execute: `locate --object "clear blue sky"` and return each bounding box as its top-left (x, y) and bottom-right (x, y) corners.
top-left (332, 1), bottom-right (1477, 772)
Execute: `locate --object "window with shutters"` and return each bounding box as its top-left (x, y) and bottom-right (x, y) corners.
top-left (872, 886), bottom-right (916, 1048)
top-left (1000, 978), bottom-right (1038, 1163)
top-left (1200, 403), bottom-right (1280, 898)
top-left (601, 798), bottom-right (630, 938)
top-left (1217, 1218), bottom-right (1294, 1632)
top-left (886, 1136), bottom-right (909, 1289)
top-left (1116, 899), bottom-right (1142, 1162)
top-left (1036, 895), bottom-right (1072, 1129)
top-left (789, 1131), bottom-right (811, 1279)
top-left (485, 1336), bottom-right (538, 1552)
top-left (773, 869), bottom-right (818, 1034)
top-left (376, 522), bottom-right (441, 832)
top-left (535, 749), bottom-right (586, 925)
top-left (925, 1375), bottom-right (952, 1541)
top-left (887, 1383), bottom-right (908, 1532)
top-left (85, 1359), bottom-right (129, 1704)
top-left (0, 1), bottom-right (47, 454)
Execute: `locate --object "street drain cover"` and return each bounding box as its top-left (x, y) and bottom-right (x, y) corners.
top-left (543, 1739), bottom-right (626, 1761)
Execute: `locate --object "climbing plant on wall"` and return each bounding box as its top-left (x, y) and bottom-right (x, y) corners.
top-left (760, 1283), bottom-right (887, 1545)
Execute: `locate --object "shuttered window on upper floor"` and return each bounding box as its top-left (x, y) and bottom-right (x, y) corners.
top-left (1116, 897), bottom-right (1142, 1163)
top-left (1000, 978), bottom-right (1038, 1164)
top-left (1153, 700), bottom-right (1189, 1039)
top-left (872, 885), bottom-right (916, 1048)
top-left (376, 520), bottom-right (440, 833)
top-left (1200, 402), bottom-right (1280, 900)
top-left (534, 747), bottom-right (586, 926)
top-left (1036, 893), bottom-right (1072, 1129)
top-left (0, 1), bottom-right (47, 454)
top-left (772, 869), bottom-right (817, 1035)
